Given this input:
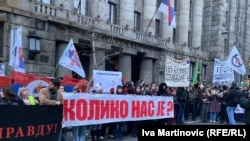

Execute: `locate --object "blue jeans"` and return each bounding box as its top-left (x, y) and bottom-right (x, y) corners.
top-left (176, 104), bottom-right (185, 124)
top-left (226, 106), bottom-right (236, 125)
top-left (91, 124), bottom-right (102, 130)
top-left (72, 126), bottom-right (86, 141)
top-left (59, 127), bottom-right (68, 141)
top-left (113, 122), bottom-right (125, 140)
top-left (209, 112), bottom-right (217, 122)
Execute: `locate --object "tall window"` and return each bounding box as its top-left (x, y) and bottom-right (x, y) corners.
top-left (173, 28), bottom-right (176, 43)
top-left (202, 64), bottom-right (207, 79)
top-left (155, 19), bottom-right (161, 37)
top-left (38, 0), bottom-right (51, 4)
top-left (73, 0), bottom-right (86, 15)
top-left (188, 31), bottom-right (191, 46)
top-left (224, 38), bottom-right (227, 53)
top-left (134, 11), bottom-right (141, 32)
top-left (0, 23), bottom-right (3, 57)
top-left (174, 0), bottom-right (178, 12)
top-left (226, 11), bottom-right (228, 26)
top-left (189, 0), bottom-right (193, 20)
top-left (108, 2), bottom-right (118, 24)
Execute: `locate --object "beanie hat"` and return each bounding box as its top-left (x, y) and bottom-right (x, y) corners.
top-left (117, 85), bottom-right (123, 89)
top-left (110, 88), bottom-right (115, 94)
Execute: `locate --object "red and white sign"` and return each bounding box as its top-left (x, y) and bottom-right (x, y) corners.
top-left (62, 93), bottom-right (174, 127)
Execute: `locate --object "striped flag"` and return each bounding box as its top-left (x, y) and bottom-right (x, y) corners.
top-left (158, 0), bottom-right (176, 28)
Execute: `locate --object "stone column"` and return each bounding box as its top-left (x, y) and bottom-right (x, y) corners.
top-left (119, 0), bottom-right (135, 28)
top-left (191, 0), bottom-right (203, 47)
top-left (57, 42), bottom-right (72, 77)
top-left (95, 49), bottom-right (106, 70)
top-left (140, 58), bottom-right (153, 83)
top-left (178, 0), bottom-right (190, 44)
top-left (143, 0), bottom-right (157, 35)
top-left (153, 59), bottom-right (162, 84)
top-left (118, 54), bottom-right (132, 81)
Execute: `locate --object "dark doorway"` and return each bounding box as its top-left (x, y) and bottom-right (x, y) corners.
top-left (105, 56), bottom-right (118, 71)
top-left (131, 52), bottom-right (144, 83)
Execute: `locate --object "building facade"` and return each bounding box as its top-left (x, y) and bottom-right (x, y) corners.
top-left (0, 0), bottom-right (249, 84)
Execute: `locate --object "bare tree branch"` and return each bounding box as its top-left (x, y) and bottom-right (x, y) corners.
top-left (95, 51), bottom-right (120, 69)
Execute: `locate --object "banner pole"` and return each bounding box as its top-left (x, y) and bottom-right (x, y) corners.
top-left (51, 39), bottom-right (71, 77)
top-left (51, 63), bottom-right (60, 77)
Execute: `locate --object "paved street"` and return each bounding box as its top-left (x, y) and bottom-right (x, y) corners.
top-left (65, 120), bottom-right (245, 141)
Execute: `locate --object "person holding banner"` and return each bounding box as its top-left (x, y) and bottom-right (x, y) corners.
top-left (38, 78), bottom-right (63, 106)
top-left (18, 87), bottom-right (39, 105)
top-left (113, 85), bottom-right (126, 141)
top-left (58, 85), bottom-right (69, 141)
top-left (90, 84), bottom-right (103, 141)
top-left (157, 83), bottom-right (169, 125)
top-left (71, 79), bottom-right (88, 141)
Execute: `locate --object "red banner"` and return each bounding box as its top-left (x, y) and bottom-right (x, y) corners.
top-left (0, 76), bottom-right (12, 88)
top-left (62, 75), bottom-right (80, 86)
top-left (11, 71), bottom-right (50, 85)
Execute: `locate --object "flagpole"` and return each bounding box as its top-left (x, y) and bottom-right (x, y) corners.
top-left (144, 6), bottom-right (160, 35)
top-left (51, 62), bottom-right (60, 77)
top-left (51, 41), bottom-right (69, 77)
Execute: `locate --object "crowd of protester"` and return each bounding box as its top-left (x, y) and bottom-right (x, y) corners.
top-left (1, 77), bottom-right (250, 141)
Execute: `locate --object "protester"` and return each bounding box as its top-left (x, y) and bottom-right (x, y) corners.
top-left (224, 82), bottom-right (240, 125)
top-left (157, 83), bottom-right (168, 125)
top-left (113, 85), bottom-right (126, 141)
top-left (0, 86), bottom-right (24, 105)
top-left (18, 87), bottom-right (39, 105)
top-left (239, 92), bottom-right (250, 125)
top-left (208, 87), bottom-right (220, 122)
top-left (58, 85), bottom-right (68, 141)
top-left (72, 79), bottom-right (88, 141)
top-left (200, 86), bottom-right (210, 123)
top-left (90, 84), bottom-right (103, 141)
top-left (38, 78), bottom-right (63, 105)
top-left (176, 87), bottom-right (187, 125)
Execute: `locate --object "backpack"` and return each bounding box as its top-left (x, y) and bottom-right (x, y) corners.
top-left (232, 90), bottom-right (244, 106)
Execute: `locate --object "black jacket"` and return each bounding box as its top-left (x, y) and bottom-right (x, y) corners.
top-left (239, 97), bottom-right (250, 124)
top-left (224, 86), bottom-right (242, 107)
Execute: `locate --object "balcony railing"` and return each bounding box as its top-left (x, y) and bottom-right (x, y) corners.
top-left (110, 24), bottom-right (125, 35)
top-left (34, 1), bottom-right (57, 16)
top-left (33, 2), bottom-right (171, 49)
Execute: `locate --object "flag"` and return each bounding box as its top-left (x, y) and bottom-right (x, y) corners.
top-left (58, 39), bottom-right (86, 78)
top-left (0, 76), bottom-right (12, 88)
top-left (192, 58), bottom-right (199, 84)
top-left (9, 26), bottom-right (25, 73)
top-left (13, 27), bottom-right (25, 73)
top-left (11, 71), bottom-right (50, 96)
top-left (62, 75), bottom-right (80, 92)
top-left (158, 0), bottom-right (176, 28)
top-left (226, 46), bottom-right (246, 75)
